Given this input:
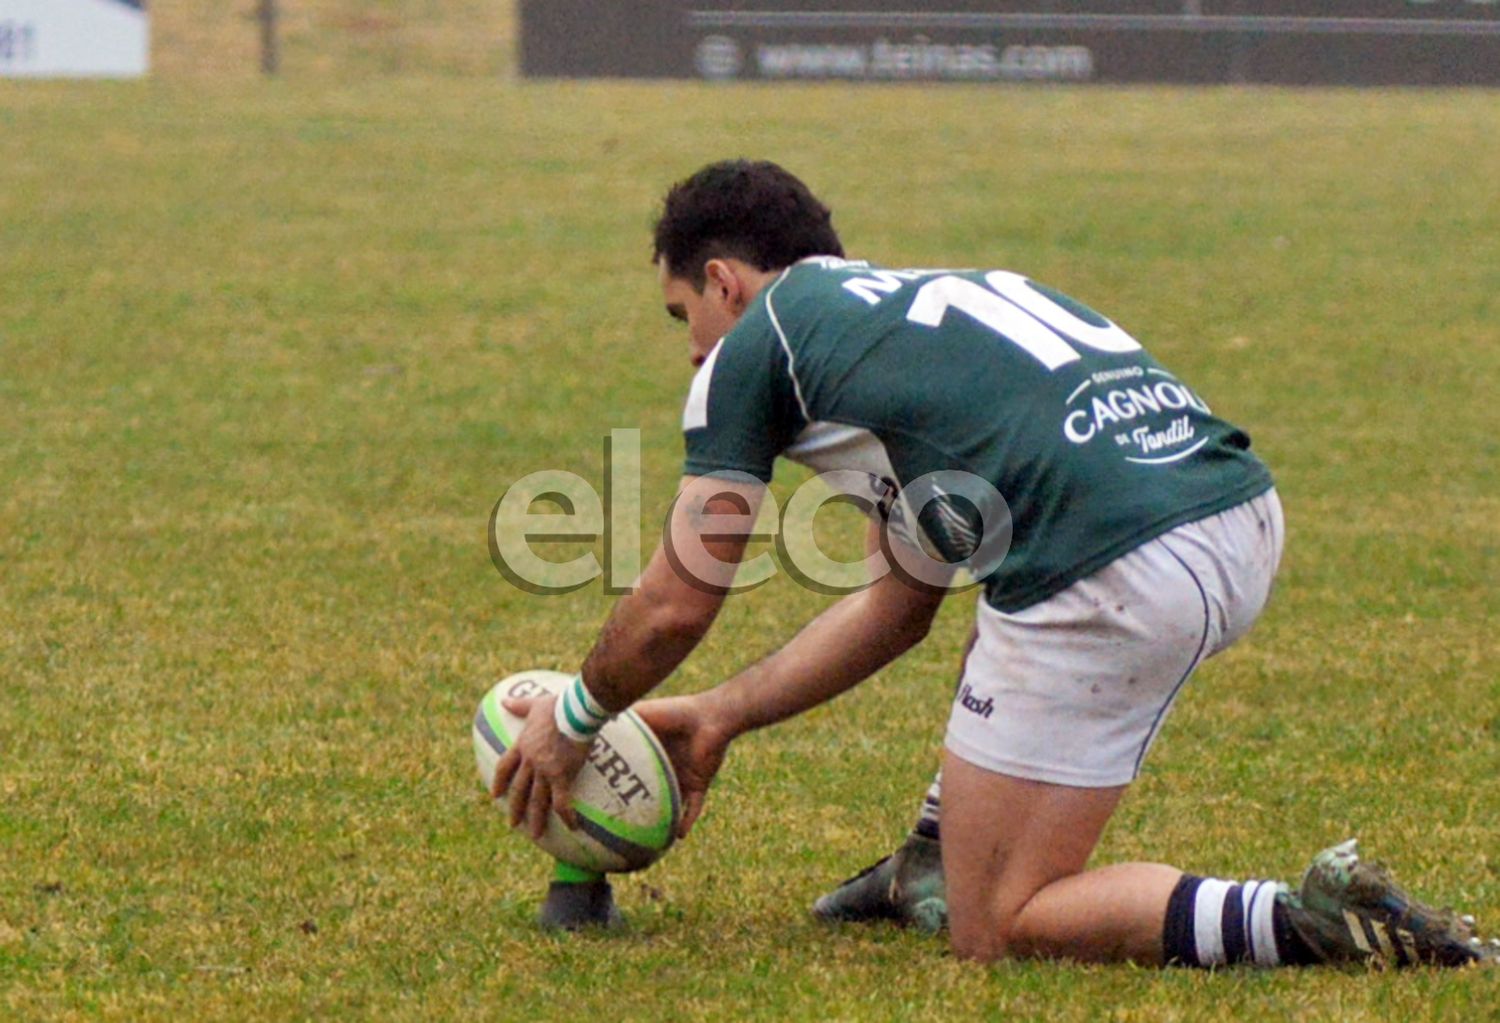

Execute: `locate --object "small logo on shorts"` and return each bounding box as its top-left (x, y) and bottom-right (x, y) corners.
top-left (958, 684), bottom-right (994, 719)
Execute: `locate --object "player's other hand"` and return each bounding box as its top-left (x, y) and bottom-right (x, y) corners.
top-left (490, 694), bottom-right (590, 840)
top-left (634, 695), bottom-right (731, 840)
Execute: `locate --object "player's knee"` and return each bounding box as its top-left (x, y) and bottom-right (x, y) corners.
top-left (948, 905), bottom-right (1022, 963)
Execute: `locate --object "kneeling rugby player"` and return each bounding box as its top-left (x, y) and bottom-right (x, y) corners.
top-left (493, 160), bottom-right (1495, 968)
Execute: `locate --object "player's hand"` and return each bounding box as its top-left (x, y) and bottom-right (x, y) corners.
top-left (490, 694), bottom-right (590, 840)
top-left (633, 695), bottom-right (731, 839)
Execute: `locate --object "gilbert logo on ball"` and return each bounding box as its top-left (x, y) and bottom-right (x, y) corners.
top-left (473, 670), bottom-right (681, 874)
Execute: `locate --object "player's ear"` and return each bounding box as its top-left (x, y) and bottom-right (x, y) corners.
top-left (703, 259), bottom-right (740, 307)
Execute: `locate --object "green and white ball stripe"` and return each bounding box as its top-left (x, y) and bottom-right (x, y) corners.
top-left (473, 670), bottom-right (681, 874)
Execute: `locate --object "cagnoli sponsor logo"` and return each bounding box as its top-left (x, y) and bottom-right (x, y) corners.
top-left (958, 683), bottom-right (994, 719)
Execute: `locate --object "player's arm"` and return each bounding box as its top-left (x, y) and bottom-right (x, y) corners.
top-left (713, 519), bottom-right (946, 729)
top-left (638, 521), bottom-right (950, 835)
top-left (499, 303), bottom-right (795, 836)
top-left (578, 472), bottom-right (764, 708)
top-left (492, 472), bottom-right (763, 836)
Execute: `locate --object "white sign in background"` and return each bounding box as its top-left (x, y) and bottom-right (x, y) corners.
top-left (0, 0), bottom-right (149, 78)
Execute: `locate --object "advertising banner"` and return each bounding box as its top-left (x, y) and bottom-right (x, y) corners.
top-left (0, 0), bottom-right (149, 78)
top-left (521, 1), bottom-right (1500, 86)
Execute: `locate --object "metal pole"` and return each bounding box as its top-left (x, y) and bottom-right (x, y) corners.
top-left (260, 0), bottom-right (279, 75)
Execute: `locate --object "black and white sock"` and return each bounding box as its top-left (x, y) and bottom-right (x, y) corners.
top-left (1163, 874), bottom-right (1316, 967)
top-left (912, 771), bottom-right (942, 841)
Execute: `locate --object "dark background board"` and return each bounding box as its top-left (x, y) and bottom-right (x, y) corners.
top-left (519, 1), bottom-right (1500, 85)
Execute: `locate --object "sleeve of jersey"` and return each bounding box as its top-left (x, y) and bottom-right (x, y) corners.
top-left (681, 308), bottom-right (806, 483)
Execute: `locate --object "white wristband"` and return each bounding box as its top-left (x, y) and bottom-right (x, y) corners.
top-left (554, 674), bottom-right (611, 743)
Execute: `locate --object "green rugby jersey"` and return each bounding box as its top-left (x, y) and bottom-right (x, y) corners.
top-left (682, 258), bottom-right (1273, 612)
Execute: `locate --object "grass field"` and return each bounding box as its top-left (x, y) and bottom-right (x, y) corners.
top-left (3, 49), bottom-right (1499, 1023)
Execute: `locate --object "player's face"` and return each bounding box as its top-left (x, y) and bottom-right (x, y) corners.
top-left (658, 260), bottom-right (740, 368)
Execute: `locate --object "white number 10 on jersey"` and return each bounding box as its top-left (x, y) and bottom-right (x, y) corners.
top-left (906, 272), bottom-right (1142, 371)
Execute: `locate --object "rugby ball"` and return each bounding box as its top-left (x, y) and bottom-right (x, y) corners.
top-left (473, 670), bottom-right (681, 874)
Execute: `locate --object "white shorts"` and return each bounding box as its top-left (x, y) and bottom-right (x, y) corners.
top-left (944, 489), bottom-right (1285, 788)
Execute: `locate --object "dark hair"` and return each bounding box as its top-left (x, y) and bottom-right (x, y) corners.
top-left (652, 160), bottom-right (844, 290)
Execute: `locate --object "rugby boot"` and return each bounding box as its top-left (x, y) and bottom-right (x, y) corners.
top-left (812, 832), bottom-right (946, 933)
top-left (1277, 839), bottom-right (1498, 967)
